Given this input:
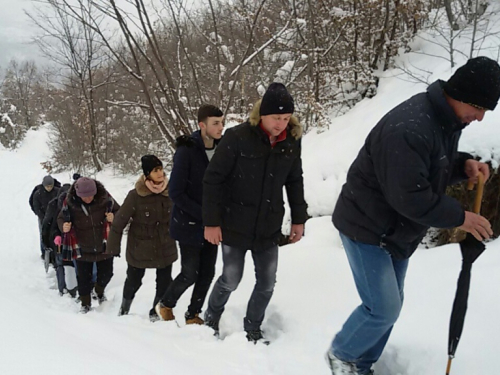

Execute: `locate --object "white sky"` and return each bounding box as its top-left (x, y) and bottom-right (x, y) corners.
top-left (0, 0), bottom-right (43, 69)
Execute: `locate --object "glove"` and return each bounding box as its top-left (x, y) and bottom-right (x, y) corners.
top-left (54, 236), bottom-right (62, 246)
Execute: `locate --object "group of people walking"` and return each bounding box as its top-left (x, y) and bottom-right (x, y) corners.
top-left (30, 56), bottom-right (500, 375)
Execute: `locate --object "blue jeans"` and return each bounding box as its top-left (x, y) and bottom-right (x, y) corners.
top-left (205, 243), bottom-right (278, 331)
top-left (331, 233), bottom-right (409, 374)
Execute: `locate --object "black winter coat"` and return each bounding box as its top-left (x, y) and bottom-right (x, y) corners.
top-left (42, 185), bottom-right (70, 251)
top-left (203, 100), bottom-right (308, 251)
top-left (29, 179), bottom-right (61, 215)
top-left (332, 80), bottom-right (473, 259)
top-left (33, 186), bottom-right (60, 220)
top-left (169, 131), bottom-right (219, 246)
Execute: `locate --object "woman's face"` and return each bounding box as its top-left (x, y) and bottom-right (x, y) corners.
top-left (81, 196), bottom-right (94, 204)
top-left (149, 166), bottom-right (165, 183)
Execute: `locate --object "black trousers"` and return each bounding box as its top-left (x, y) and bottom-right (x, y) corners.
top-left (76, 258), bottom-right (114, 297)
top-left (160, 241), bottom-right (218, 314)
top-left (123, 264), bottom-right (173, 309)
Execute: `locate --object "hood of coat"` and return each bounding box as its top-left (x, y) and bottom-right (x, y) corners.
top-left (135, 175), bottom-right (169, 197)
top-left (66, 180), bottom-right (108, 208)
top-left (175, 130), bottom-right (221, 150)
top-left (249, 99), bottom-right (303, 140)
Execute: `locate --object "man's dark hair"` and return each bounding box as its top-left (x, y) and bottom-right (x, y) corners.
top-left (198, 104), bottom-right (223, 123)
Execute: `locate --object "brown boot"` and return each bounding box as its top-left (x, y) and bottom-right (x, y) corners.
top-left (185, 313), bottom-right (204, 325)
top-left (155, 302), bottom-right (175, 321)
top-left (80, 294), bottom-right (91, 314)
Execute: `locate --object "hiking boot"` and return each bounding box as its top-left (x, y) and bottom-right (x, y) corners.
top-left (80, 294), bottom-right (91, 314)
top-left (118, 299), bottom-right (133, 316)
top-left (149, 308), bottom-right (160, 322)
top-left (325, 351), bottom-right (358, 375)
top-left (204, 319), bottom-right (220, 337)
top-left (155, 302), bottom-right (175, 321)
top-left (245, 329), bottom-right (270, 345)
top-left (185, 311), bottom-right (204, 325)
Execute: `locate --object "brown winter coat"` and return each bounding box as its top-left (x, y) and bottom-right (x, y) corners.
top-left (107, 176), bottom-right (178, 269)
top-left (57, 180), bottom-right (120, 262)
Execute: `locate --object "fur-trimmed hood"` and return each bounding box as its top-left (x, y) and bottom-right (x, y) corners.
top-left (135, 175), bottom-right (169, 197)
top-left (249, 99), bottom-right (303, 140)
top-left (66, 180), bottom-right (109, 209)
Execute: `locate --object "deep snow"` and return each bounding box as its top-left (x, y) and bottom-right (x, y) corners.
top-left (2, 5), bottom-right (500, 374)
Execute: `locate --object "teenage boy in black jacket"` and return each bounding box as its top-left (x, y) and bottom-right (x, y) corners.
top-left (155, 105), bottom-right (224, 324)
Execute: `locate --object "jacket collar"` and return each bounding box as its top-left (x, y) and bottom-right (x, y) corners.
top-left (427, 80), bottom-right (467, 133)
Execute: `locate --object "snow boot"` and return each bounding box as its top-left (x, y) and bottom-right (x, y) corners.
top-left (204, 319), bottom-right (220, 337)
top-left (245, 329), bottom-right (270, 345)
top-left (68, 287), bottom-right (78, 298)
top-left (155, 302), bottom-right (175, 321)
top-left (185, 311), bottom-right (204, 325)
top-left (94, 284), bottom-right (107, 304)
top-left (80, 294), bottom-right (91, 314)
top-left (118, 299), bottom-right (133, 316)
top-left (325, 351), bottom-right (358, 375)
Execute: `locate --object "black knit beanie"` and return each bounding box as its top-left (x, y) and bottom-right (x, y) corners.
top-left (260, 82), bottom-right (294, 116)
top-left (141, 155), bottom-right (163, 177)
top-left (444, 56), bottom-right (500, 110)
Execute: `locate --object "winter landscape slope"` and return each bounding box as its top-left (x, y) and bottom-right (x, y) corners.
top-left (2, 5), bottom-right (500, 374)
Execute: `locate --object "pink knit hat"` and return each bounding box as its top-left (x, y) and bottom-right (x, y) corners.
top-left (75, 177), bottom-right (97, 197)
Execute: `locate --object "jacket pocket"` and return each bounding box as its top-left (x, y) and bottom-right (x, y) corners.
top-left (224, 203), bottom-right (257, 235)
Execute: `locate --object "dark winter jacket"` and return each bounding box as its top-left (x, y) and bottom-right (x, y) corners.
top-left (57, 180), bottom-right (120, 262)
top-left (332, 80), bottom-right (473, 259)
top-left (107, 176), bottom-right (178, 269)
top-left (29, 179), bottom-right (61, 215)
top-left (42, 184), bottom-right (70, 251)
top-left (169, 130), bottom-right (220, 246)
top-left (203, 100), bottom-right (308, 251)
top-left (33, 185), bottom-right (60, 220)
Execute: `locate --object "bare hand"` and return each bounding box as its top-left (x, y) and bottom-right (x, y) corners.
top-left (458, 211), bottom-right (492, 241)
top-left (464, 159), bottom-right (490, 183)
top-left (205, 226), bottom-right (222, 245)
top-left (289, 224), bottom-right (304, 244)
top-left (63, 222), bottom-right (72, 233)
top-left (106, 212), bottom-right (114, 223)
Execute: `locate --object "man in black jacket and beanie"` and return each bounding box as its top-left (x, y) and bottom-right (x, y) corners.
top-left (203, 83), bottom-right (308, 343)
top-left (32, 175), bottom-right (60, 258)
top-left (327, 56), bottom-right (500, 375)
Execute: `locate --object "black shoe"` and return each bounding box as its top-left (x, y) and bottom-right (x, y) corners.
top-left (80, 305), bottom-right (91, 314)
top-left (246, 330), bottom-right (270, 345)
top-left (149, 308), bottom-right (160, 322)
top-left (205, 319), bottom-right (220, 337)
top-left (68, 287), bottom-right (78, 298)
top-left (118, 299), bottom-right (133, 316)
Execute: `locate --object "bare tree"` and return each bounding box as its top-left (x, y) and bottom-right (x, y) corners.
top-left (28, 0), bottom-right (110, 170)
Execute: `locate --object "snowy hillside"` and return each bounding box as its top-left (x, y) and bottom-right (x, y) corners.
top-left (2, 5), bottom-right (500, 374)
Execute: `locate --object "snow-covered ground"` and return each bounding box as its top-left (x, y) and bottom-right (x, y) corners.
top-left (2, 5), bottom-right (500, 374)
